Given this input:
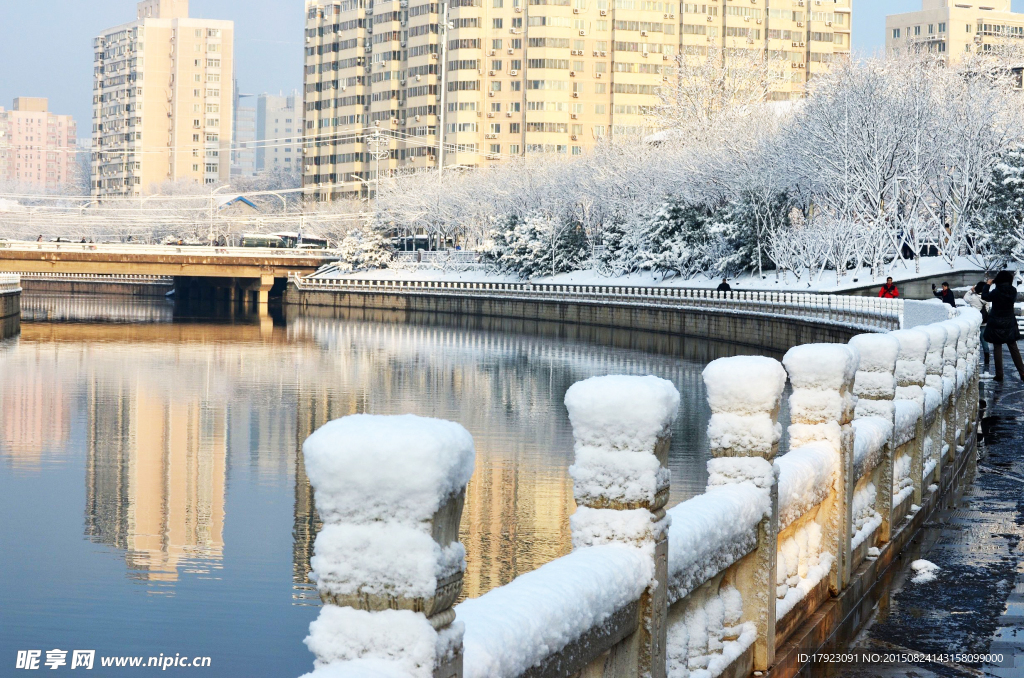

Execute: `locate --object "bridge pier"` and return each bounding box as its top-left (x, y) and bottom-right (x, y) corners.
top-left (173, 274), bottom-right (278, 315)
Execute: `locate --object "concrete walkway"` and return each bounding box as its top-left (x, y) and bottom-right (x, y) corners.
top-left (836, 344), bottom-right (1024, 678)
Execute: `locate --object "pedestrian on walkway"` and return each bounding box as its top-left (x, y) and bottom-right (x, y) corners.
top-left (878, 277), bottom-right (899, 298)
top-left (963, 281), bottom-right (991, 367)
top-left (932, 282), bottom-right (956, 307)
top-left (981, 271), bottom-right (1024, 382)
top-left (716, 278), bottom-right (732, 292)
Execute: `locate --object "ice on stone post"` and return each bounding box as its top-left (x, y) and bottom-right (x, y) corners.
top-left (299, 414), bottom-right (476, 678)
top-left (565, 375), bottom-right (680, 678)
top-left (848, 334), bottom-right (898, 545)
top-left (890, 329), bottom-right (929, 507)
top-left (702, 355), bottom-right (786, 671)
top-left (782, 344), bottom-right (858, 593)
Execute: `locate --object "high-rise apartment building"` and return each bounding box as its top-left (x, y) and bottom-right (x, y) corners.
top-left (886, 0), bottom-right (1022, 58)
top-left (92, 0), bottom-right (234, 198)
top-left (302, 0), bottom-right (849, 200)
top-left (0, 98), bottom-right (77, 190)
top-left (232, 85), bottom-right (257, 178)
top-left (256, 93), bottom-right (302, 175)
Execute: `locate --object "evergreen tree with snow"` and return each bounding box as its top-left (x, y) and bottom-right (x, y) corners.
top-left (980, 144), bottom-right (1024, 264)
top-left (645, 197), bottom-right (720, 278)
top-left (597, 218), bottom-right (650, 276)
top-left (335, 225), bottom-right (393, 272)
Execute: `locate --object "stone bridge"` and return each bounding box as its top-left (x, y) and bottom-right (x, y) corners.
top-left (0, 241), bottom-right (332, 308)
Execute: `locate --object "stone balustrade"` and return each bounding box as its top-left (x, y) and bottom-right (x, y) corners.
top-left (295, 308), bottom-right (983, 678)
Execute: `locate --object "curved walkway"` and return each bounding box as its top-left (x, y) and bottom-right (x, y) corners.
top-left (839, 344), bottom-right (1024, 678)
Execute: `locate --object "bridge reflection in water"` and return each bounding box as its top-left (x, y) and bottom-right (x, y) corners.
top-left (1, 294), bottom-right (781, 604)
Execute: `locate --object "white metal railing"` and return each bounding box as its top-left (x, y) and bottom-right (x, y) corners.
top-left (290, 274), bottom-right (904, 331)
top-left (393, 250), bottom-right (483, 264)
top-left (0, 241), bottom-right (334, 260)
top-left (0, 273), bottom-right (21, 295)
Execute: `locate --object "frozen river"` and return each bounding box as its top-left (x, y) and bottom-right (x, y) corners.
top-left (0, 294), bottom-right (782, 676)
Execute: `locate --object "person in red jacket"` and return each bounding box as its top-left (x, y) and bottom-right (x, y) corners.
top-left (878, 277), bottom-right (899, 298)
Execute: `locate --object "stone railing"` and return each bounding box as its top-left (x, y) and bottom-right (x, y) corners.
top-left (289, 274), bottom-right (903, 332)
top-left (294, 307), bottom-right (982, 678)
top-left (15, 272), bottom-right (174, 284)
top-left (0, 273), bottom-right (20, 295)
top-left (0, 241), bottom-right (333, 259)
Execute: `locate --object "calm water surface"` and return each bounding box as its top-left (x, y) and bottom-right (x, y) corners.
top-left (0, 294), bottom-right (780, 677)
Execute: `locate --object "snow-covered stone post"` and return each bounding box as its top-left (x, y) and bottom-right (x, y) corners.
top-left (959, 310), bottom-right (983, 440)
top-left (890, 329), bottom-right (929, 506)
top-left (300, 414), bottom-right (476, 678)
top-left (938, 321), bottom-right (961, 465)
top-left (701, 356), bottom-right (786, 672)
top-left (922, 324), bottom-right (947, 482)
top-left (782, 344), bottom-right (858, 593)
top-left (565, 375), bottom-right (680, 678)
top-left (848, 334), bottom-right (899, 544)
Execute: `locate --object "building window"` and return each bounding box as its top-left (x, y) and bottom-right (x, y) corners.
top-left (928, 23), bottom-right (934, 33)
top-left (572, 146), bottom-right (582, 155)
top-left (509, 144), bottom-right (520, 154)
top-left (938, 22), bottom-right (946, 32)
top-left (206, 163), bottom-right (218, 173)
top-left (892, 28), bottom-right (900, 38)
top-left (914, 25), bottom-right (921, 35)
top-left (493, 18), bottom-right (503, 28)
top-left (509, 122), bottom-right (521, 133)
top-left (490, 143), bottom-right (501, 153)
top-left (490, 123), bottom-right (501, 133)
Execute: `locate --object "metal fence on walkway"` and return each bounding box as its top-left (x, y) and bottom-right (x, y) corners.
top-left (291, 274), bottom-right (904, 331)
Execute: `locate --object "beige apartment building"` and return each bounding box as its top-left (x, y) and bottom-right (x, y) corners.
top-left (886, 0), bottom-right (1024, 58)
top-left (92, 0), bottom-right (234, 198)
top-left (302, 0), bottom-right (848, 200)
top-left (0, 98), bottom-right (77, 190)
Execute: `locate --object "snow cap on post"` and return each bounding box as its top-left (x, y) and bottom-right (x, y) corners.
top-left (782, 344), bottom-right (858, 426)
top-left (303, 414), bottom-right (475, 525)
top-left (891, 328), bottom-right (929, 406)
top-left (565, 375), bottom-right (679, 509)
top-left (848, 333), bottom-right (899, 420)
top-left (702, 356), bottom-right (787, 460)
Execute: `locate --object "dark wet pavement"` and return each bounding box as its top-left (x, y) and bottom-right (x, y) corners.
top-left (833, 345), bottom-right (1024, 678)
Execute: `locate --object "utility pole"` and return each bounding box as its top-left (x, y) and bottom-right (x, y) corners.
top-left (367, 125), bottom-right (390, 210)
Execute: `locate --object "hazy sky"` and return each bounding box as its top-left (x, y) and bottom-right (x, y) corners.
top-left (2, 0), bottom-right (1019, 129)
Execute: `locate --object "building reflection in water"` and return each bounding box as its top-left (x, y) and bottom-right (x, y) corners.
top-left (5, 294), bottom-right (764, 601)
top-left (284, 309), bottom-right (761, 599)
top-left (0, 345), bottom-right (72, 469)
top-left (84, 384), bottom-right (227, 584)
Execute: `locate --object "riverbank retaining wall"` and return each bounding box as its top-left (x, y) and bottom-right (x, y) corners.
top-left (285, 286), bottom-right (864, 353)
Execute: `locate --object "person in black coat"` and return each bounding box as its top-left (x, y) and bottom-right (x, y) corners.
top-left (932, 282), bottom-right (956, 306)
top-left (981, 271), bottom-right (1024, 382)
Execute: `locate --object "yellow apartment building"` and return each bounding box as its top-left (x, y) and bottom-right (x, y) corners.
top-left (886, 0), bottom-right (1024, 58)
top-left (92, 0), bottom-right (234, 198)
top-left (302, 0), bottom-right (849, 200)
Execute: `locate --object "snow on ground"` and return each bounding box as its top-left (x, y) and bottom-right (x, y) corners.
top-left (910, 560), bottom-right (941, 584)
top-left (312, 256), bottom-right (985, 293)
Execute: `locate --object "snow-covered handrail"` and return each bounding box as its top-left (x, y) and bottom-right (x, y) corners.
top-left (292, 310), bottom-right (983, 678)
top-left (289, 273), bottom-right (903, 332)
